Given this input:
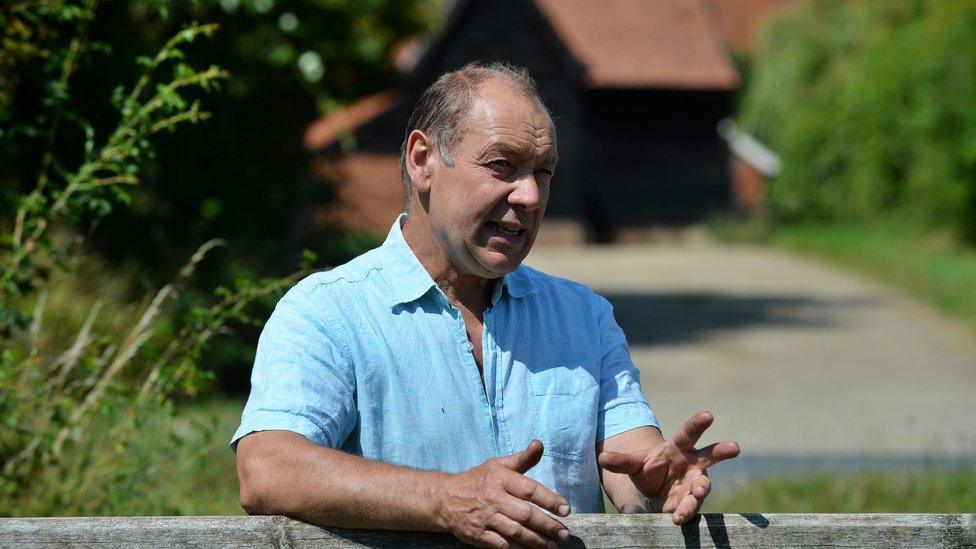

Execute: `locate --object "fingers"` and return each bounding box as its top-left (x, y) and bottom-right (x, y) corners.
top-left (671, 411), bottom-right (714, 451)
top-left (496, 496), bottom-right (570, 545)
top-left (597, 450), bottom-right (646, 475)
top-left (497, 439), bottom-right (545, 474)
top-left (671, 473), bottom-right (711, 525)
top-left (672, 493), bottom-right (701, 525)
top-left (448, 450), bottom-right (571, 549)
top-left (472, 529), bottom-right (509, 549)
top-left (486, 513), bottom-right (550, 549)
top-left (692, 473), bottom-right (712, 499)
top-left (503, 473), bottom-right (571, 517)
top-left (696, 441), bottom-right (741, 468)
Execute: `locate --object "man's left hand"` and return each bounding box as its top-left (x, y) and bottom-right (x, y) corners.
top-left (597, 411), bottom-right (740, 525)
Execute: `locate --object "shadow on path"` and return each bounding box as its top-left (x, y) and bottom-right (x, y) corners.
top-left (601, 292), bottom-right (881, 346)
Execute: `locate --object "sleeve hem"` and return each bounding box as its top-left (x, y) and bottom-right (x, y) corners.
top-left (230, 409), bottom-right (332, 453)
top-left (598, 402), bottom-right (660, 442)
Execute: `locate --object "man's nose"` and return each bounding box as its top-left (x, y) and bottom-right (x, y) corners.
top-left (508, 171), bottom-right (542, 211)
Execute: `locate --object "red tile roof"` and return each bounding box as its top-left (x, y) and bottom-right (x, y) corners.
top-left (303, 91), bottom-right (400, 152)
top-left (533, 0), bottom-right (739, 89)
top-left (708, 0), bottom-right (795, 54)
top-left (305, 0), bottom-right (751, 151)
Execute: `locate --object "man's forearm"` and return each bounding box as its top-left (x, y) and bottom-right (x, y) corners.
top-left (597, 426), bottom-right (665, 513)
top-left (236, 430), bottom-right (450, 531)
top-left (602, 473), bottom-right (656, 513)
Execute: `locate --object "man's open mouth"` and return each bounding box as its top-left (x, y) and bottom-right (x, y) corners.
top-left (485, 221), bottom-right (526, 236)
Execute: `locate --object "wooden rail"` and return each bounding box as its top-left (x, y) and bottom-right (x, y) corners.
top-left (2, 513), bottom-right (974, 547)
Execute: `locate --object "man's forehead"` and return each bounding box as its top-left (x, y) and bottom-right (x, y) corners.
top-left (474, 92), bottom-right (553, 128)
top-left (464, 93), bottom-right (557, 158)
top-left (478, 137), bottom-right (558, 163)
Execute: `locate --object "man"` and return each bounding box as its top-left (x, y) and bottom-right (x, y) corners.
top-left (232, 62), bottom-right (739, 548)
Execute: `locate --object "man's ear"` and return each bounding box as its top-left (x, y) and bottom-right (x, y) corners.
top-left (405, 130), bottom-right (434, 193)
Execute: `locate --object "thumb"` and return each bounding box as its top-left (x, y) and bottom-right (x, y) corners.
top-left (497, 439), bottom-right (544, 474)
top-left (598, 450), bottom-right (646, 475)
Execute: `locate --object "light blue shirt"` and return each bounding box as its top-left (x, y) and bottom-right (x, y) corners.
top-left (232, 217), bottom-right (658, 513)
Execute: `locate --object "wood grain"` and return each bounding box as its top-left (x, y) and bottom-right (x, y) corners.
top-left (2, 513), bottom-right (974, 548)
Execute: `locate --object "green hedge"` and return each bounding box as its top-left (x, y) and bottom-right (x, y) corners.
top-left (740, 0), bottom-right (976, 241)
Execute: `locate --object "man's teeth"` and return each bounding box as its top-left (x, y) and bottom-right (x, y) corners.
top-left (489, 222), bottom-right (523, 235)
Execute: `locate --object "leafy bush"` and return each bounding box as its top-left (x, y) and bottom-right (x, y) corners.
top-left (49, 0), bottom-right (430, 392)
top-left (740, 0), bottom-right (976, 241)
top-left (0, 1), bottom-right (303, 515)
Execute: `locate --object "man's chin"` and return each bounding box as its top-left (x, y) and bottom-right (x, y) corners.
top-left (476, 248), bottom-right (527, 277)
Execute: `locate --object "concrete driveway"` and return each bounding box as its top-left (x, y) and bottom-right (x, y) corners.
top-left (525, 242), bottom-right (976, 480)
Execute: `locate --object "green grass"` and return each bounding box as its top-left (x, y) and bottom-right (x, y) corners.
top-left (8, 398), bottom-right (246, 517)
top-left (709, 216), bottom-right (976, 331)
top-left (709, 470), bottom-right (976, 513)
top-left (775, 223), bottom-right (976, 327)
top-left (141, 397), bottom-right (246, 516)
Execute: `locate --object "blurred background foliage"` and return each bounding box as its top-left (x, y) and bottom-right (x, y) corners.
top-left (741, 0), bottom-right (976, 242)
top-left (3, 0), bottom-right (437, 393)
top-left (83, 0), bottom-right (436, 281)
top-left (1, 0), bottom-right (435, 515)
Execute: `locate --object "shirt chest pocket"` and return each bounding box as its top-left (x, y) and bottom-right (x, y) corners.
top-left (528, 365), bottom-right (599, 461)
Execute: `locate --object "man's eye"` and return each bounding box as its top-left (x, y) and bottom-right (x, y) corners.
top-left (535, 168), bottom-right (554, 177)
top-left (487, 160), bottom-right (514, 172)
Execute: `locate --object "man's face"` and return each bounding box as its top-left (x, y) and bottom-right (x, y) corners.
top-left (425, 79), bottom-right (557, 279)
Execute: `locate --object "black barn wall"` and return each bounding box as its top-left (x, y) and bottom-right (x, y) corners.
top-left (584, 89), bottom-right (732, 236)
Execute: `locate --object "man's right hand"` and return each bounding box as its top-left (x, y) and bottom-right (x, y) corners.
top-left (434, 439), bottom-right (571, 548)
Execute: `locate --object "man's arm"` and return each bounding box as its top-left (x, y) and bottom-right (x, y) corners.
top-left (597, 426), bottom-right (665, 513)
top-left (597, 412), bottom-right (740, 524)
top-left (236, 431), bottom-right (571, 548)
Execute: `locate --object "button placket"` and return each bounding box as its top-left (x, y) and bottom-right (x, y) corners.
top-left (483, 302), bottom-right (512, 455)
top-left (444, 300), bottom-right (499, 455)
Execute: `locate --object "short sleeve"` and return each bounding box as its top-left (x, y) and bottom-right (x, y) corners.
top-left (230, 281), bottom-right (356, 452)
top-left (593, 293), bottom-right (659, 441)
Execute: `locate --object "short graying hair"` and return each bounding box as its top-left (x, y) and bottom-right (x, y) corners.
top-left (398, 61), bottom-right (545, 213)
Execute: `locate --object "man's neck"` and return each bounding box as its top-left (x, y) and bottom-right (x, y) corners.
top-left (401, 211), bottom-right (495, 315)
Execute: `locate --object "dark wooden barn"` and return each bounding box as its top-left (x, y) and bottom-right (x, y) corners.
top-left (304, 0), bottom-right (790, 243)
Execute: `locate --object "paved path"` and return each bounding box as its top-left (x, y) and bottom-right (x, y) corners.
top-left (525, 243), bottom-right (976, 471)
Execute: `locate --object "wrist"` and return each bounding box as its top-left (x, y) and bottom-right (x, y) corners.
top-left (615, 493), bottom-right (658, 514)
top-left (425, 471), bottom-right (453, 531)
top-left (613, 478), bottom-right (659, 514)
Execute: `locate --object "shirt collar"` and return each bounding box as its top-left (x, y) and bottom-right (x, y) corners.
top-left (381, 215), bottom-right (439, 307)
top-left (381, 214), bottom-right (536, 307)
top-left (501, 263), bottom-right (535, 299)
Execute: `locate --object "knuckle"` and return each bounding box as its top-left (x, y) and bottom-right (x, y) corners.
top-left (502, 521), bottom-right (521, 538)
top-left (515, 503), bottom-right (533, 522)
top-left (543, 517), bottom-right (563, 536)
top-left (515, 478), bottom-right (535, 496)
top-left (476, 531), bottom-right (500, 549)
top-left (485, 487), bottom-right (504, 503)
